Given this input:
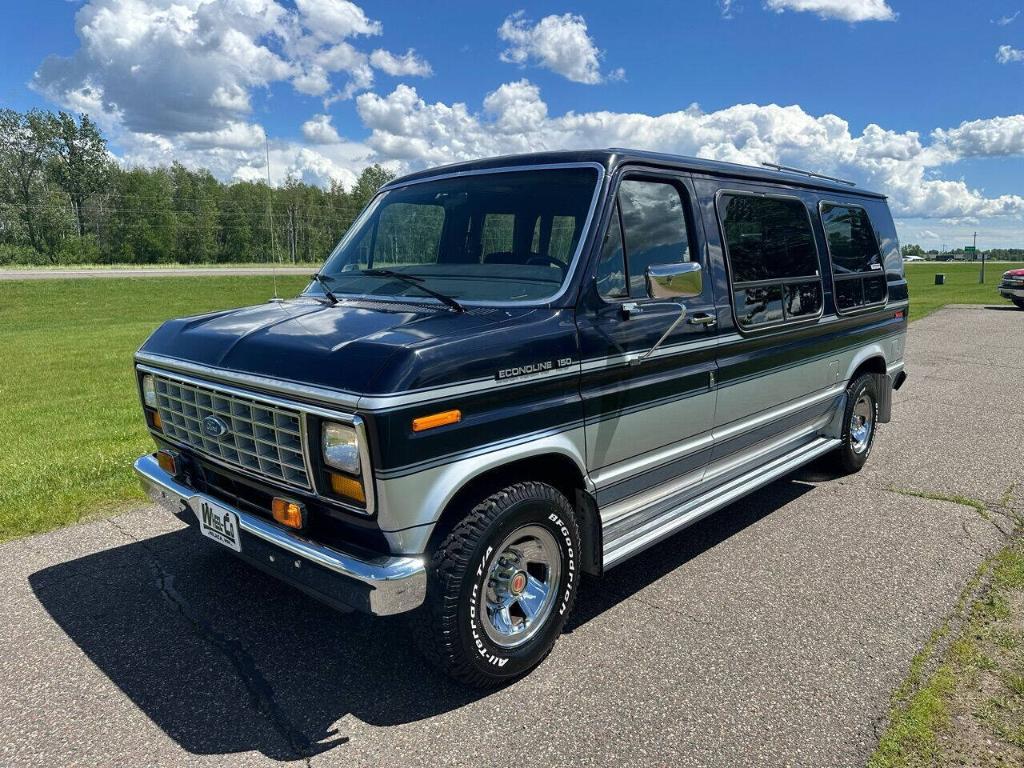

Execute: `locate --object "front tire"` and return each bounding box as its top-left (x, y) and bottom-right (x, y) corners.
top-left (829, 372), bottom-right (878, 474)
top-left (1013, 298), bottom-right (1024, 310)
top-left (417, 481), bottom-right (580, 687)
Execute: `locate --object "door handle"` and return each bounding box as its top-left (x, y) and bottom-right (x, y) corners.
top-left (687, 312), bottom-right (717, 327)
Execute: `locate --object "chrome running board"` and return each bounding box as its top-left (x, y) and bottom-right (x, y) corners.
top-left (602, 436), bottom-right (840, 569)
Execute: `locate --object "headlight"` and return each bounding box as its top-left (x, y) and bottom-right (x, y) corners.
top-left (142, 374), bottom-right (157, 407)
top-left (322, 422), bottom-right (361, 475)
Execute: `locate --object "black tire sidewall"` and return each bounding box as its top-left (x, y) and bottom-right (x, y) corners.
top-left (841, 375), bottom-right (878, 469)
top-left (457, 490), bottom-right (579, 681)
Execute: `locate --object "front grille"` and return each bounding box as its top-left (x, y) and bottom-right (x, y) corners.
top-left (152, 374), bottom-right (311, 489)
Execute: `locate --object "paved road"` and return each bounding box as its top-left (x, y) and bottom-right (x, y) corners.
top-left (0, 267), bottom-right (313, 280)
top-left (2, 305), bottom-right (1022, 768)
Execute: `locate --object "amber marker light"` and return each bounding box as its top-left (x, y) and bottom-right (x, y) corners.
top-left (329, 472), bottom-right (366, 504)
top-left (271, 498), bottom-right (305, 529)
top-left (151, 410), bottom-right (163, 430)
top-left (411, 409), bottom-right (462, 433)
top-left (156, 449), bottom-right (177, 475)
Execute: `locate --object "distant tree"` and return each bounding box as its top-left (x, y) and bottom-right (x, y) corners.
top-left (170, 163), bottom-right (220, 263)
top-left (0, 109), bottom-right (57, 253)
top-left (350, 164), bottom-right (396, 211)
top-left (49, 112), bottom-right (110, 237)
top-left (901, 243), bottom-right (925, 257)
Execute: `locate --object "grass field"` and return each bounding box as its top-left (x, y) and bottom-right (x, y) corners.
top-left (0, 276), bottom-right (307, 542)
top-left (1, 262), bottom-right (1021, 543)
top-left (904, 261), bottom-right (1024, 320)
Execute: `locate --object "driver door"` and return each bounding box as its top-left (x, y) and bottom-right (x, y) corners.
top-left (577, 172), bottom-right (719, 509)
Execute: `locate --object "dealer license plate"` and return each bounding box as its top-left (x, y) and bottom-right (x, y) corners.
top-left (191, 496), bottom-right (241, 552)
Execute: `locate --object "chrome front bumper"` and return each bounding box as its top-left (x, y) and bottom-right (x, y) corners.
top-left (134, 454), bottom-right (426, 615)
top-left (999, 286), bottom-right (1024, 298)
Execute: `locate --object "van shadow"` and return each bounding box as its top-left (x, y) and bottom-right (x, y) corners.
top-left (30, 474), bottom-right (820, 762)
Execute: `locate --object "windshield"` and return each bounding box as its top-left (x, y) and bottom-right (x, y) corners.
top-left (313, 166), bottom-right (599, 304)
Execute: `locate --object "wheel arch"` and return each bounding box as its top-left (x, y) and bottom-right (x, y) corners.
top-left (423, 448), bottom-right (602, 576)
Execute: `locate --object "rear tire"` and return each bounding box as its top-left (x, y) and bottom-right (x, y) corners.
top-left (1013, 298), bottom-right (1024, 310)
top-left (829, 373), bottom-right (878, 475)
top-left (416, 481), bottom-right (580, 688)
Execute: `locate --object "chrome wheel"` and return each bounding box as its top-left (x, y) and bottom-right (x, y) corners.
top-left (481, 525), bottom-right (561, 649)
top-left (849, 392), bottom-right (874, 454)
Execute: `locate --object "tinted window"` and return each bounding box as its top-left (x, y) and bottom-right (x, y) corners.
top-left (820, 203), bottom-right (887, 311)
top-left (481, 213), bottom-right (515, 259)
top-left (719, 193), bottom-right (822, 328)
top-left (720, 195), bottom-right (819, 283)
top-left (820, 204), bottom-right (881, 274)
top-left (371, 203), bottom-right (443, 267)
top-left (619, 180), bottom-right (691, 295)
top-left (318, 168), bottom-right (597, 304)
top-left (596, 203), bottom-right (627, 299)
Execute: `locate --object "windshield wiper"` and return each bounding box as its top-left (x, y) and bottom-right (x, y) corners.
top-left (360, 269), bottom-right (466, 313)
top-left (309, 273), bottom-right (339, 305)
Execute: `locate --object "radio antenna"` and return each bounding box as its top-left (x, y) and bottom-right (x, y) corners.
top-left (265, 136), bottom-right (280, 300)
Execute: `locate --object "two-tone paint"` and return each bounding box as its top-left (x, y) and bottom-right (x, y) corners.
top-left (135, 149), bottom-right (908, 606)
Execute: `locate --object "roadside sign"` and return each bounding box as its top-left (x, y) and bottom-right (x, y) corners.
top-left (965, 246), bottom-right (976, 253)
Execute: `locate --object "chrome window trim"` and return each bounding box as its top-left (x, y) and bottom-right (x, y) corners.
top-left (309, 162), bottom-right (608, 309)
top-left (137, 363), bottom-right (376, 516)
top-left (817, 199), bottom-right (890, 316)
top-left (713, 187), bottom-right (825, 334)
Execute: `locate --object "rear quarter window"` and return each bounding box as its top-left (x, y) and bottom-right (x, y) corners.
top-left (718, 193), bottom-right (823, 330)
top-left (819, 202), bottom-right (887, 313)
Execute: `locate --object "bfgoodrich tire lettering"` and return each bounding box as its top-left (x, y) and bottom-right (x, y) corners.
top-left (416, 481), bottom-right (580, 687)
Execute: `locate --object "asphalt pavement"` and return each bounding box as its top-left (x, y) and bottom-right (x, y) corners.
top-left (2, 304), bottom-right (1022, 767)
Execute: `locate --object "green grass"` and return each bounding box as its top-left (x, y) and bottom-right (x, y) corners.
top-left (905, 261), bottom-right (1024, 321)
top-left (0, 260), bottom-right (1020, 543)
top-left (0, 276), bottom-right (308, 542)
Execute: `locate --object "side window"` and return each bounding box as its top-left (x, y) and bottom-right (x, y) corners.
top-left (619, 179), bottom-right (691, 296)
top-left (481, 213), bottom-right (515, 259)
top-left (719, 194), bottom-right (823, 329)
top-left (819, 203), bottom-right (887, 312)
top-left (531, 214), bottom-right (580, 264)
top-left (596, 203), bottom-right (627, 299)
top-left (597, 178), bottom-right (692, 301)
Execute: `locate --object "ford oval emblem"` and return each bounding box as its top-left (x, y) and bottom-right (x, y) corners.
top-left (202, 415), bottom-right (230, 438)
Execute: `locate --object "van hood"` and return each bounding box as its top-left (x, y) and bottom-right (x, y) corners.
top-left (138, 298), bottom-right (575, 397)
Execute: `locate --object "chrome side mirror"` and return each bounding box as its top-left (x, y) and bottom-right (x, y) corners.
top-left (646, 262), bottom-right (703, 300)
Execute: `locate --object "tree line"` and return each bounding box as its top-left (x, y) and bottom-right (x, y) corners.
top-left (0, 108), bottom-right (394, 265)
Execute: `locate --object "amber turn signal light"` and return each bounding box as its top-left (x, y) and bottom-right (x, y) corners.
top-left (329, 472), bottom-right (366, 503)
top-left (411, 409), bottom-right (461, 432)
top-left (271, 498), bottom-right (305, 529)
top-left (156, 449), bottom-right (177, 476)
top-left (147, 409), bottom-right (163, 430)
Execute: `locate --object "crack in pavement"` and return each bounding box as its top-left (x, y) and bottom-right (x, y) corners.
top-left (105, 517), bottom-right (344, 763)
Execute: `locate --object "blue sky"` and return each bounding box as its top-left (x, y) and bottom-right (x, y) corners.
top-left (3, 0), bottom-right (1024, 248)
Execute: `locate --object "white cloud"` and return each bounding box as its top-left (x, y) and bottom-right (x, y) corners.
top-left (933, 115), bottom-right (1024, 158)
top-left (498, 12), bottom-right (620, 84)
top-left (917, 230), bottom-right (939, 240)
top-left (369, 49), bottom-right (432, 77)
top-left (294, 0), bottom-right (381, 42)
top-left (995, 11), bottom-right (1020, 25)
top-left (301, 114), bottom-right (342, 144)
top-left (720, 1), bottom-right (741, 19)
top-left (764, 0), bottom-right (896, 22)
top-left (30, 0), bottom-right (417, 186)
top-left (356, 81), bottom-right (1024, 221)
top-left (997, 44), bottom-right (1024, 63)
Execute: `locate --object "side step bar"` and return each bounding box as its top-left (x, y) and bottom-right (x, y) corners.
top-left (602, 436), bottom-right (840, 569)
